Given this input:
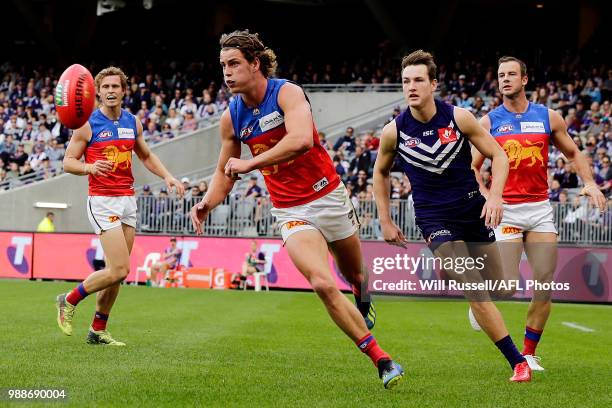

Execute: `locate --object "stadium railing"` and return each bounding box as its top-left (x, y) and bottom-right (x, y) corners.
top-left (303, 84), bottom-right (402, 92)
top-left (135, 195), bottom-right (611, 246)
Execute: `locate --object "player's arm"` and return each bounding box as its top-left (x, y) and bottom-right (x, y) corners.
top-left (549, 109), bottom-right (606, 211)
top-left (190, 109), bottom-right (242, 235)
top-left (133, 119), bottom-right (184, 197)
top-left (455, 107), bottom-right (508, 228)
top-left (224, 83), bottom-right (313, 177)
top-left (470, 114), bottom-right (491, 198)
top-left (63, 122), bottom-right (112, 176)
top-left (373, 120), bottom-right (408, 247)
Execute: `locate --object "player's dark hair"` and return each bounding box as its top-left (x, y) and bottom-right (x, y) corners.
top-left (95, 66), bottom-right (128, 91)
top-left (401, 50), bottom-right (437, 81)
top-left (498, 56), bottom-right (527, 77)
top-left (219, 29), bottom-right (278, 78)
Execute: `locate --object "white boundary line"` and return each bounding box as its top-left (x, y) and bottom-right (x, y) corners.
top-left (562, 322), bottom-right (596, 332)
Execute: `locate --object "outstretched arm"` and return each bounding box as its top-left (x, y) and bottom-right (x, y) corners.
top-left (373, 120), bottom-right (407, 247)
top-left (549, 109), bottom-right (606, 211)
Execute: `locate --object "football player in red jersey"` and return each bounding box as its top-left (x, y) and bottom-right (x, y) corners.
top-left (472, 56), bottom-right (606, 371)
top-left (56, 67), bottom-right (184, 345)
top-left (190, 30), bottom-right (403, 389)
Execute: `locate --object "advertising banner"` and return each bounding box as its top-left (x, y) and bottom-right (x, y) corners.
top-left (8, 232), bottom-right (611, 303)
top-left (0, 232), bottom-right (34, 279)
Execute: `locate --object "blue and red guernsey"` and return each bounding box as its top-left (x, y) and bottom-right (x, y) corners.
top-left (229, 79), bottom-right (340, 208)
top-left (85, 108), bottom-right (137, 196)
top-left (488, 102), bottom-right (551, 204)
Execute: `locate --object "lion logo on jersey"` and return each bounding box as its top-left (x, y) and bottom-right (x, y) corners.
top-left (252, 139), bottom-right (294, 176)
top-left (103, 145), bottom-right (132, 171)
top-left (502, 139), bottom-right (545, 169)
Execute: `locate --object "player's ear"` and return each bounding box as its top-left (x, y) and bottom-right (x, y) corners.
top-left (252, 57), bottom-right (260, 73)
top-left (522, 75), bottom-right (528, 87)
top-left (431, 78), bottom-right (438, 92)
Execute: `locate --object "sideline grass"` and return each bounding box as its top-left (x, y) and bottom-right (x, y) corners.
top-left (1, 280), bottom-right (610, 407)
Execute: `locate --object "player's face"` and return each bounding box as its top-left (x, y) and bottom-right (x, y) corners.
top-left (402, 65), bottom-right (436, 108)
top-left (498, 62), bottom-right (527, 97)
top-left (98, 75), bottom-right (125, 108)
top-left (220, 48), bottom-right (259, 93)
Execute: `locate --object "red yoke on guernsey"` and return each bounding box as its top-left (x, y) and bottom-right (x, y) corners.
top-left (487, 102), bottom-right (552, 204)
top-left (85, 109), bottom-right (137, 196)
top-left (229, 78), bottom-right (340, 208)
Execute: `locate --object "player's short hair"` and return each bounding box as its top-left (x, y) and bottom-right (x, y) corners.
top-left (401, 50), bottom-right (437, 81)
top-left (498, 56), bottom-right (527, 77)
top-left (219, 30), bottom-right (278, 78)
top-left (95, 66), bottom-right (128, 91)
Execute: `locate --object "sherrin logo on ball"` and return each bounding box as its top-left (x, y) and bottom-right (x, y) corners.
top-left (55, 64), bottom-right (96, 129)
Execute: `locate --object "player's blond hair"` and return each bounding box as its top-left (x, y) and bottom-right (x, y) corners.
top-left (401, 50), bottom-right (437, 82)
top-left (219, 30), bottom-right (278, 78)
top-left (94, 66), bottom-right (128, 91)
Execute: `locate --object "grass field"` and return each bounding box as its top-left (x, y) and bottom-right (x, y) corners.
top-left (1, 280), bottom-right (611, 407)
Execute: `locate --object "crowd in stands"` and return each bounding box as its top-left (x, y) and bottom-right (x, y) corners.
top-left (0, 64), bottom-right (229, 189)
top-left (1, 57), bottom-right (611, 233)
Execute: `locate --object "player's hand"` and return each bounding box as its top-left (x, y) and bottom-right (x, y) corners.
top-left (88, 160), bottom-right (113, 176)
top-left (381, 220), bottom-right (408, 248)
top-left (164, 176), bottom-right (185, 198)
top-left (580, 183), bottom-right (607, 212)
top-left (190, 200), bottom-right (210, 235)
top-left (479, 186), bottom-right (490, 200)
top-left (224, 158), bottom-right (254, 180)
top-left (481, 193), bottom-right (504, 229)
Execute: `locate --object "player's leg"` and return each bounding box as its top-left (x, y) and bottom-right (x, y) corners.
top-left (328, 232), bottom-right (375, 329)
top-left (88, 224), bottom-right (136, 346)
top-left (285, 229), bottom-right (403, 389)
top-left (467, 237), bottom-right (523, 330)
top-left (286, 229), bottom-right (368, 341)
top-left (521, 231), bottom-right (556, 369)
top-left (56, 226), bottom-right (130, 336)
top-left (435, 240), bottom-right (530, 382)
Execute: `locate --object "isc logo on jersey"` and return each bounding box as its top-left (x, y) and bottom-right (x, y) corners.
top-left (117, 127), bottom-right (135, 139)
top-left (404, 137), bottom-right (421, 148)
top-left (259, 111), bottom-right (284, 132)
top-left (312, 177), bottom-right (329, 192)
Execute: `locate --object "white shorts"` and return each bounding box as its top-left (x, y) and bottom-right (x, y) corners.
top-left (494, 200), bottom-right (557, 241)
top-left (87, 195), bottom-right (137, 235)
top-left (271, 182), bottom-right (359, 243)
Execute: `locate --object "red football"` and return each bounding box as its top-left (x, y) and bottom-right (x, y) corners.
top-left (55, 64), bottom-right (96, 129)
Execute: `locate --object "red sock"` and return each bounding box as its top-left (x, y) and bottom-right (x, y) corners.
top-left (92, 311), bottom-right (109, 331)
top-left (66, 283), bottom-right (89, 306)
top-left (523, 326), bottom-right (543, 355)
top-left (356, 332), bottom-right (390, 366)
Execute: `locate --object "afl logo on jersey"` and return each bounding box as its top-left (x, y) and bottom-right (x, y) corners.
top-left (240, 126), bottom-right (253, 138)
top-left (404, 137), bottom-right (421, 148)
top-left (497, 124), bottom-right (514, 133)
top-left (98, 130), bottom-right (113, 139)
